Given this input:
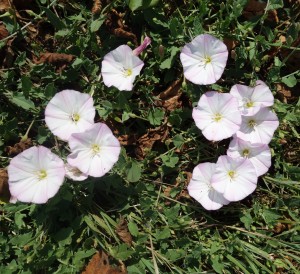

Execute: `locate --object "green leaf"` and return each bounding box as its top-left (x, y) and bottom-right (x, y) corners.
top-left (128, 0), bottom-right (160, 11)
top-left (172, 134), bottom-right (185, 149)
top-left (41, 7), bottom-right (66, 30)
top-left (161, 153), bottom-right (179, 168)
top-left (155, 227), bottom-right (171, 240)
top-left (147, 108), bottom-right (164, 125)
top-left (160, 46), bottom-right (179, 69)
top-left (267, 0), bottom-right (283, 10)
top-left (282, 75), bottom-right (297, 88)
top-left (21, 76), bottom-right (32, 96)
top-left (128, 221), bottom-right (139, 237)
top-left (10, 93), bottom-right (35, 110)
top-left (111, 243), bottom-right (134, 260)
top-left (240, 211), bottom-right (253, 230)
top-left (90, 17), bottom-right (105, 32)
top-left (126, 161), bottom-right (142, 182)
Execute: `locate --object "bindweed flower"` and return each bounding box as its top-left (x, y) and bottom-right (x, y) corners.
top-left (187, 162), bottom-right (229, 210)
top-left (133, 37), bottom-right (152, 56)
top-left (45, 89), bottom-right (95, 141)
top-left (67, 123), bottom-right (121, 177)
top-left (180, 34), bottom-right (228, 85)
top-left (227, 137), bottom-right (271, 176)
top-left (7, 146), bottom-right (65, 204)
top-left (211, 155), bottom-right (258, 202)
top-left (101, 37), bottom-right (151, 91)
top-left (192, 91), bottom-right (241, 141)
top-left (235, 107), bottom-right (279, 144)
top-left (65, 163), bottom-right (88, 181)
top-left (230, 80), bottom-right (274, 116)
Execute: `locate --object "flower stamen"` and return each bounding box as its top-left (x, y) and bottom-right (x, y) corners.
top-left (123, 69), bottom-right (132, 77)
top-left (71, 113), bottom-right (80, 123)
top-left (37, 169), bottom-right (47, 180)
top-left (91, 144), bottom-right (100, 155)
top-left (228, 170), bottom-right (236, 180)
top-left (213, 113), bottom-right (223, 122)
top-left (248, 119), bottom-right (257, 128)
top-left (243, 149), bottom-right (250, 157)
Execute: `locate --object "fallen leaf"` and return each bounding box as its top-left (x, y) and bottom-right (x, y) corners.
top-left (276, 83), bottom-right (291, 103)
top-left (82, 250), bottom-right (126, 274)
top-left (135, 121), bottom-right (169, 159)
top-left (223, 38), bottom-right (237, 51)
top-left (0, 0), bottom-right (11, 11)
top-left (92, 0), bottom-right (102, 14)
top-left (243, 0), bottom-right (278, 22)
top-left (105, 9), bottom-right (137, 45)
top-left (155, 79), bottom-right (183, 111)
top-left (0, 168), bottom-right (10, 203)
top-left (33, 52), bottom-right (74, 65)
top-left (116, 216), bottom-right (132, 246)
top-left (0, 22), bottom-right (9, 40)
top-left (6, 138), bottom-right (32, 156)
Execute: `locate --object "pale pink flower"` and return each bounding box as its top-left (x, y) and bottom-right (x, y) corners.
top-left (187, 162), bottom-right (229, 210)
top-left (227, 138), bottom-right (271, 177)
top-left (180, 34), bottom-right (228, 85)
top-left (65, 163), bottom-right (88, 181)
top-left (133, 37), bottom-right (152, 55)
top-left (45, 89), bottom-right (95, 141)
top-left (7, 146), bottom-right (65, 204)
top-left (101, 38), bottom-right (151, 91)
top-left (235, 107), bottom-right (279, 144)
top-left (211, 155), bottom-right (258, 202)
top-left (192, 91), bottom-right (241, 141)
top-left (67, 123), bottom-right (121, 177)
top-left (230, 80), bottom-right (274, 116)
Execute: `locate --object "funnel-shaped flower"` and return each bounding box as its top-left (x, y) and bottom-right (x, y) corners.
top-left (211, 155), bottom-right (257, 202)
top-left (101, 38), bottom-right (151, 91)
top-left (235, 107), bottom-right (279, 144)
top-left (192, 91), bottom-right (241, 141)
top-left (67, 123), bottom-right (121, 177)
top-left (7, 146), bottom-right (65, 204)
top-left (180, 34), bottom-right (228, 85)
top-left (45, 89), bottom-right (95, 141)
top-left (227, 138), bottom-right (271, 176)
top-left (65, 163), bottom-right (88, 181)
top-left (230, 80), bottom-right (274, 116)
top-left (187, 162), bottom-right (229, 210)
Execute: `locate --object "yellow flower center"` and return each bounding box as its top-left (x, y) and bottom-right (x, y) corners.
top-left (91, 144), bottom-right (100, 154)
top-left (71, 113), bottom-right (80, 123)
top-left (204, 56), bottom-right (212, 64)
top-left (243, 149), bottom-right (250, 157)
top-left (245, 100), bottom-right (254, 108)
top-left (228, 170), bottom-right (236, 180)
top-left (123, 69), bottom-right (132, 77)
top-left (248, 119), bottom-right (257, 128)
top-left (38, 169), bottom-right (47, 180)
top-left (213, 113), bottom-right (222, 122)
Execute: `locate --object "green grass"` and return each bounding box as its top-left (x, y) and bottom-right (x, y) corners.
top-left (0, 0), bottom-right (299, 273)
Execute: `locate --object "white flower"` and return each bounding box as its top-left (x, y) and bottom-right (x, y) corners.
top-left (180, 34), bottom-right (228, 85)
top-left (187, 162), bottom-right (229, 210)
top-left (101, 45), bottom-right (144, 91)
top-left (235, 107), bottom-right (279, 144)
top-left (65, 163), bottom-right (88, 181)
top-left (211, 155), bottom-right (258, 202)
top-left (192, 91), bottom-right (241, 141)
top-left (67, 123), bottom-right (121, 177)
top-left (227, 137), bottom-right (272, 176)
top-left (45, 89), bottom-right (95, 141)
top-left (230, 80), bottom-right (274, 116)
top-left (7, 146), bottom-right (65, 204)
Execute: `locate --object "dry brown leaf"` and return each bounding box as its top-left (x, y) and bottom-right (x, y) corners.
top-left (0, 0), bottom-right (11, 11)
top-left (6, 138), bottom-right (32, 156)
top-left (82, 250), bottom-right (126, 274)
top-left (243, 0), bottom-right (278, 22)
top-left (116, 216), bottom-right (132, 246)
top-left (223, 38), bottom-right (237, 51)
top-left (0, 168), bottom-right (10, 202)
top-left (92, 0), bottom-right (102, 14)
top-left (105, 9), bottom-right (137, 45)
top-left (117, 134), bottom-right (136, 146)
top-left (156, 79), bottom-right (183, 111)
top-left (276, 83), bottom-right (292, 103)
top-left (34, 52), bottom-right (74, 65)
top-left (135, 122), bottom-right (169, 159)
top-left (0, 22), bottom-right (9, 40)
